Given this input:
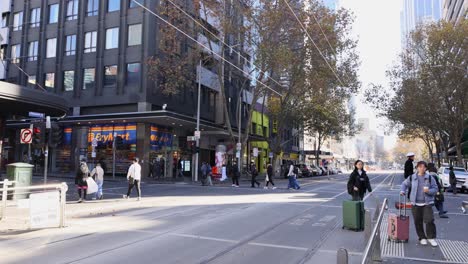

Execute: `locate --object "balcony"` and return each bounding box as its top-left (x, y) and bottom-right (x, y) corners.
top-left (197, 65), bottom-right (220, 92)
top-left (0, 27), bottom-right (8, 45)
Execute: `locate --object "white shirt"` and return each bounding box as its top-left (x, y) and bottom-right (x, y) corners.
top-left (358, 170), bottom-right (362, 176)
top-left (127, 163), bottom-right (142, 181)
top-left (91, 166), bottom-right (104, 181)
top-left (288, 165), bottom-right (295, 176)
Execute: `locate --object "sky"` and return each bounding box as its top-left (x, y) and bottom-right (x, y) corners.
top-left (338, 0), bottom-right (403, 150)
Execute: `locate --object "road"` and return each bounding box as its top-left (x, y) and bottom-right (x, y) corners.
top-left (1, 172), bottom-right (467, 264)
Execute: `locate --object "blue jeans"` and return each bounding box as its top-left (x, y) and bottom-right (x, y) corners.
top-left (95, 179), bottom-right (103, 198)
top-left (288, 176), bottom-right (300, 189)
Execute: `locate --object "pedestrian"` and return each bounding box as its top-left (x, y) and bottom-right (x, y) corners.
top-left (75, 159), bottom-right (89, 203)
top-left (449, 166), bottom-right (457, 195)
top-left (404, 152), bottom-right (415, 179)
top-left (90, 163), bottom-right (105, 200)
top-left (148, 159), bottom-right (154, 178)
top-left (201, 162), bottom-right (208, 186)
top-left (427, 163), bottom-right (448, 218)
top-left (124, 157), bottom-right (142, 201)
top-left (400, 161), bottom-right (439, 247)
top-left (98, 158), bottom-right (107, 175)
top-left (347, 160), bottom-right (372, 201)
top-left (231, 162), bottom-right (240, 187)
top-left (206, 163), bottom-right (213, 186)
top-left (250, 162), bottom-right (260, 188)
top-left (265, 163), bottom-right (276, 189)
top-left (287, 162), bottom-right (300, 190)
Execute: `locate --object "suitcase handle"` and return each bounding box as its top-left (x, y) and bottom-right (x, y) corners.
top-left (399, 194), bottom-right (407, 217)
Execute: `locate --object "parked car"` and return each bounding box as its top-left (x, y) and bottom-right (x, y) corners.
top-left (295, 164), bottom-right (311, 178)
top-left (308, 164), bottom-right (321, 176)
top-left (319, 166), bottom-right (328, 175)
top-left (438, 166), bottom-right (468, 192)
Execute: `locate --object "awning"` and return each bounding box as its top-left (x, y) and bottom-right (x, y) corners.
top-left (251, 141), bottom-right (269, 149)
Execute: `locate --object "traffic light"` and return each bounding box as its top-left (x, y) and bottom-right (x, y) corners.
top-left (32, 124), bottom-right (45, 147)
top-left (48, 122), bottom-right (63, 148)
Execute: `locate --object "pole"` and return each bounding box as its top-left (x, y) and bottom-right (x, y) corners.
top-left (238, 99), bottom-right (241, 171)
top-left (44, 144), bottom-right (49, 184)
top-left (28, 123), bottom-right (33, 163)
top-left (195, 60), bottom-right (201, 183)
top-left (112, 132), bottom-right (116, 180)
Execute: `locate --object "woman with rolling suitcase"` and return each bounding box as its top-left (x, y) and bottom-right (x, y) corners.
top-left (347, 160), bottom-right (372, 201)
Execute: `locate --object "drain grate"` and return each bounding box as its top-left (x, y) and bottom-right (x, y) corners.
top-left (438, 239), bottom-right (468, 263)
top-left (380, 213), bottom-right (405, 258)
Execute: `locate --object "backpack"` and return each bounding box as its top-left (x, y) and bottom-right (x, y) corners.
top-left (293, 166), bottom-right (298, 175)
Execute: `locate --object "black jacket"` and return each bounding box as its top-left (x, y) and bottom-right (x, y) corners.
top-left (347, 170), bottom-right (372, 197)
top-left (267, 165), bottom-right (273, 177)
top-left (449, 170), bottom-right (457, 185)
top-left (404, 159), bottom-right (414, 179)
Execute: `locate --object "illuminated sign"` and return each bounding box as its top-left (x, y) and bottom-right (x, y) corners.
top-left (88, 123), bottom-right (137, 145)
top-left (150, 125), bottom-right (173, 150)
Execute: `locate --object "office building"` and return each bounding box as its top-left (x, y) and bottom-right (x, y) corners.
top-left (401, 0), bottom-right (442, 46)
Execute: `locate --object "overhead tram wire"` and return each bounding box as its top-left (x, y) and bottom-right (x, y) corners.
top-left (282, 0), bottom-right (346, 88)
top-left (0, 56), bottom-right (47, 91)
top-left (310, 7), bottom-right (337, 59)
top-left (132, 0), bottom-right (282, 97)
top-left (164, 0), bottom-right (284, 89)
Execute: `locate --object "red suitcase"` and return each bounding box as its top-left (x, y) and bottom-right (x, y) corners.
top-left (388, 195), bottom-right (410, 243)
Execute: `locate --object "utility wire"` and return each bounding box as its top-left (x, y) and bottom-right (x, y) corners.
top-left (132, 0), bottom-right (282, 97)
top-left (164, 0), bottom-right (284, 89)
top-left (0, 55), bottom-right (47, 92)
top-left (283, 0), bottom-right (346, 88)
top-left (310, 6), bottom-right (337, 59)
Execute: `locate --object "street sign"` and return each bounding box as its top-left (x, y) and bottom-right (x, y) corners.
top-left (91, 138), bottom-right (98, 147)
top-left (91, 151), bottom-right (96, 158)
top-left (253, 148), bottom-right (259, 157)
top-left (20, 129), bottom-right (33, 144)
top-left (30, 191), bottom-right (60, 228)
top-left (236, 142), bottom-right (242, 150)
top-left (28, 112), bottom-right (45, 118)
top-left (269, 152), bottom-right (274, 158)
top-left (187, 136), bottom-right (196, 142)
top-left (194, 131), bottom-right (201, 139)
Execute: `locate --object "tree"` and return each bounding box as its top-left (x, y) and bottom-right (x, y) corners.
top-left (366, 19), bottom-right (468, 165)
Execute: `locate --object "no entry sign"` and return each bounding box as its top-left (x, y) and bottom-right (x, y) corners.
top-left (21, 128), bottom-right (33, 144)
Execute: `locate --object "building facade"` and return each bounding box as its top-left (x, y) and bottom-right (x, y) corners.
top-left (401, 0), bottom-right (443, 46)
top-left (443, 0), bottom-right (467, 22)
top-left (4, 0), bottom-right (257, 177)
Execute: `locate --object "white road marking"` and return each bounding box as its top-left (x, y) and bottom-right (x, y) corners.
top-left (169, 233), bottom-right (238, 243)
top-left (319, 215), bottom-right (336, 222)
top-left (248, 242), bottom-right (309, 251)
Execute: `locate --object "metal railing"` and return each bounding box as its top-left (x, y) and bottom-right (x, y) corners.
top-left (361, 198), bottom-right (388, 264)
top-left (1, 179), bottom-right (68, 228)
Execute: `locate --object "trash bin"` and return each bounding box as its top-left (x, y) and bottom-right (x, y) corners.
top-left (6, 162), bottom-right (34, 199)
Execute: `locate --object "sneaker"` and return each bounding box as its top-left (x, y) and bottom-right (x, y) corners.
top-left (99, 195), bottom-right (103, 200)
top-left (439, 214), bottom-right (449, 218)
top-left (235, 185), bottom-right (239, 188)
top-left (92, 197), bottom-right (97, 200)
top-left (77, 198), bottom-right (82, 203)
top-left (272, 187), bottom-right (277, 190)
top-left (428, 239), bottom-right (438, 247)
top-left (123, 195), bottom-right (129, 199)
top-left (462, 207), bottom-right (467, 214)
top-left (232, 184), bottom-right (236, 187)
top-left (137, 197), bottom-right (141, 201)
top-left (264, 187), bottom-right (268, 190)
top-left (420, 239), bottom-right (428, 246)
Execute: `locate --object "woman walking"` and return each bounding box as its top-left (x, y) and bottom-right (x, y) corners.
top-left (264, 163), bottom-right (277, 189)
top-left (347, 160), bottom-right (372, 200)
top-left (75, 159), bottom-right (89, 203)
top-left (250, 162), bottom-right (261, 188)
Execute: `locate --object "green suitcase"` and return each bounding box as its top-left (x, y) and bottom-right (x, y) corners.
top-left (342, 200), bottom-right (365, 231)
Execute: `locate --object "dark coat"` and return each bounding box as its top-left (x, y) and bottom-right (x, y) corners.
top-left (231, 165), bottom-right (239, 177)
top-left (404, 159), bottom-right (414, 179)
top-left (267, 165), bottom-right (273, 178)
top-left (75, 168), bottom-right (88, 187)
top-left (347, 170), bottom-right (372, 197)
top-left (449, 170), bottom-right (457, 185)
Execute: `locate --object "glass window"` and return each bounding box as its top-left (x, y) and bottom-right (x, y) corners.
top-left (28, 75), bottom-right (36, 89)
top-left (11, 44), bottom-right (21, 63)
top-left (13, 12), bottom-right (23, 31)
top-left (129, 0), bottom-right (143, 8)
top-left (30, 8), bottom-right (41, 28)
top-left (63, 70), bottom-right (75, 91)
top-left (87, 0), bottom-right (99, 16)
top-left (46, 38), bottom-right (57, 58)
top-left (1, 13), bottom-right (8, 28)
top-left (28, 41), bottom-right (38, 61)
top-left (65, 35), bottom-right (77, 56)
top-left (49, 4), bottom-right (59, 24)
top-left (45, 73), bottom-right (55, 90)
top-left (105, 27), bottom-right (119, 49)
top-left (108, 0), bottom-right (120, 12)
top-left (128, 24), bottom-right (142, 46)
top-left (83, 68), bottom-right (95, 90)
top-left (104, 65), bottom-right (117, 86)
top-left (84, 31), bottom-right (97, 53)
top-left (66, 0), bottom-right (79, 21)
top-left (126, 63), bottom-right (140, 85)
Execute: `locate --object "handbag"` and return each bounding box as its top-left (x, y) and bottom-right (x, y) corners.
top-left (86, 177), bottom-right (98, 194)
top-left (435, 192), bottom-right (444, 202)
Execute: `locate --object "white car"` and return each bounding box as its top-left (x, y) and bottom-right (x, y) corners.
top-left (438, 166), bottom-right (468, 191)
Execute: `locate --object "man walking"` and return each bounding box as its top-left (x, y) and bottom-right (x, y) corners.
top-left (91, 163), bottom-right (105, 200)
top-left (124, 158), bottom-right (142, 201)
top-left (231, 162), bottom-right (240, 187)
top-left (250, 162), bottom-right (260, 188)
top-left (449, 166), bottom-right (457, 195)
top-left (401, 161), bottom-right (438, 247)
top-left (404, 152), bottom-right (415, 179)
top-left (265, 163), bottom-right (276, 189)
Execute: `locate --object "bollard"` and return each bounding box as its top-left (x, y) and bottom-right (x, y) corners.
top-left (364, 210), bottom-right (372, 241)
top-left (337, 248), bottom-right (349, 264)
top-left (1, 179), bottom-right (9, 220)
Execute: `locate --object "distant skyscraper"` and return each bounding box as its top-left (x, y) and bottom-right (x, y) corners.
top-left (401, 0), bottom-right (443, 46)
top-left (443, 0), bottom-right (467, 23)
